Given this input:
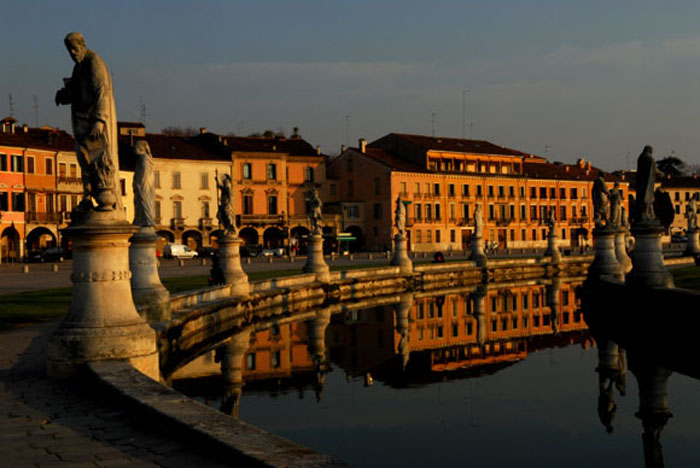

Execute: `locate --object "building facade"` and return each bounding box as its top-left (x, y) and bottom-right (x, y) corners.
top-left (327, 134), bottom-right (629, 252)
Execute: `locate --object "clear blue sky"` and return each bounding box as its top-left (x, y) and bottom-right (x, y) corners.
top-left (3, 0), bottom-right (700, 170)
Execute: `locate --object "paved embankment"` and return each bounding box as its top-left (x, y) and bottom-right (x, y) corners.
top-left (0, 322), bottom-right (235, 467)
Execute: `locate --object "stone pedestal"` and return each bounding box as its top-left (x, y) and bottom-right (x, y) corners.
top-left (684, 229), bottom-right (700, 256)
top-left (627, 225), bottom-right (673, 288)
top-left (48, 215), bottom-right (158, 380)
top-left (469, 234), bottom-right (487, 267)
top-left (615, 229), bottom-right (633, 274)
top-left (544, 227), bottom-right (561, 264)
top-left (302, 232), bottom-right (330, 282)
top-left (588, 227), bottom-right (623, 281)
top-left (218, 234), bottom-right (250, 296)
top-left (129, 226), bottom-right (170, 321)
top-left (220, 329), bottom-right (251, 419)
top-left (390, 233), bottom-right (413, 274)
top-left (546, 278), bottom-right (561, 333)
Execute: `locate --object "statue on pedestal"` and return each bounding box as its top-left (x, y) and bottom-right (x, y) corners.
top-left (474, 204), bottom-right (483, 237)
top-left (593, 172), bottom-right (610, 228)
top-left (609, 182), bottom-right (623, 229)
top-left (547, 207), bottom-right (556, 229)
top-left (307, 187), bottom-right (323, 234)
top-left (132, 140), bottom-right (155, 227)
top-left (216, 173), bottom-right (237, 235)
top-left (395, 196), bottom-right (406, 235)
top-left (55, 32), bottom-right (122, 215)
top-left (635, 146), bottom-right (657, 224)
top-left (687, 193), bottom-right (698, 231)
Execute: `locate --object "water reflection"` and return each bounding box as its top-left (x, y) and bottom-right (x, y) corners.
top-left (172, 277), bottom-right (588, 408)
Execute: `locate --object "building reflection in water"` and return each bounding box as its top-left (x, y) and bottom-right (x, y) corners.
top-left (172, 277), bottom-right (588, 408)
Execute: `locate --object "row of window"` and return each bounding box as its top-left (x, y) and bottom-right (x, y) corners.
top-left (398, 182), bottom-right (592, 200)
top-left (411, 202), bottom-right (589, 222)
top-left (413, 226), bottom-right (574, 243)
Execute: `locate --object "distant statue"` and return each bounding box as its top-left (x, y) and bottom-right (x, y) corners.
top-left (306, 187), bottom-right (323, 233)
top-left (592, 172), bottom-right (610, 228)
top-left (635, 145), bottom-right (657, 224)
top-left (609, 182), bottom-right (622, 228)
top-left (653, 188), bottom-right (675, 230)
top-left (216, 173), bottom-right (237, 235)
top-left (55, 32), bottom-right (122, 214)
top-left (394, 196), bottom-right (406, 235)
top-left (547, 207), bottom-right (556, 229)
top-left (132, 140), bottom-right (155, 227)
top-left (621, 206), bottom-right (629, 229)
top-left (687, 193), bottom-right (698, 231)
top-left (474, 204), bottom-right (483, 237)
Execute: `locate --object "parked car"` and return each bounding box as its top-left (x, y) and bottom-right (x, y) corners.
top-left (163, 244), bottom-right (199, 259)
top-left (241, 244), bottom-right (262, 257)
top-left (28, 247), bottom-right (67, 263)
top-left (197, 247), bottom-right (217, 258)
top-left (261, 247), bottom-right (285, 257)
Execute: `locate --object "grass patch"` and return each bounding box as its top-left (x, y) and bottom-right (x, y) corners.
top-left (671, 265), bottom-right (700, 290)
top-left (0, 288), bottom-right (72, 331)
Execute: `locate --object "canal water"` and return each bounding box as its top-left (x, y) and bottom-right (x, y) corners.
top-left (171, 277), bottom-right (700, 467)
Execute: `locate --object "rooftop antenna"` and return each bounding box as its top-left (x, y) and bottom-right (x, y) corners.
top-left (544, 144), bottom-right (551, 158)
top-left (33, 95), bottom-right (39, 127)
top-left (625, 151), bottom-right (631, 170)
top-left (139, 95), bottom-right (146, 126)
top-left (431, 113), bottom-right (437, 137)
top-left (462, 89), bottom-right (470, 139)
top-left (345, 115), bottom-right (351, 147)
top-left (8, 93), bottom-right (14, 117)
top-left (469, 122), bottom-right (473, 139)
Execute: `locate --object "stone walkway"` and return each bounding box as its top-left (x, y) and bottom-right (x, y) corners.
top-left (0, 323), bottom-right (232, 467)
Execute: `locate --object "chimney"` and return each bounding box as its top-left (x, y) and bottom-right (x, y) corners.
top-left (341, 144), bottom-right (346, 153)
top-left (199, 127), bottom-right (207, 135)
top-left (316, 145), bottom-right (321, 155)
top-left (23, 124), bottom-right (28, 133)
top-left (359, 138), bottom-right (367, 153)
top-left (10, 123), bottom-right (15, 134)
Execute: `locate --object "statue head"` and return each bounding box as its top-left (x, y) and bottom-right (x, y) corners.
top-left (643, 145), bottom-right (653, 155)
top-left (64, 32), bottom-right (88, 64)
top-left (134, 140), bottom-right (152, 158)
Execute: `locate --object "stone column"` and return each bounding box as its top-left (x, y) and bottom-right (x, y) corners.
top-left (306, 308), bottom-right (331, 401)
top-left (614, 228), bottom-right (633, 274)
top-left (469, 233), bottom-right (487, 267)
top-left (627, 225), bottom-right (673, 288)
top-left (473, 286), bottom-right (487, 347)
top-left (393, 292), bottom-right (413, 370)
top-left (684, 228), bottom-right (700, 256)
top-left (544, 224), bottom-right (561, 264)
top-left (48, 217), bottom-right (158, 380)
top-left (303, 231), bottom-right (330, 282)
top-left (588, 227), bottom-right (623, 281)
top-left (220, 328), bottom-right (251, 419)
top-left (129, 226), bottom-right (170, 321)
top-left (218, 234), bottom-right (250, 296)
top-left (390, 233), bottom-right (413, 274)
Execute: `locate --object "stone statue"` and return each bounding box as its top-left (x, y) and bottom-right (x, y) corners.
top-left (395, 196), bottom-right (406, 235)
top-left (547, 206), bottom-right (556, 229)
top-left (474, 204), bottom-right (483, 237)
top-left (635, 145), bottom-right (657, 224)
top-left (609, 182), bottom-right (622, 228)
top-left (307, 187), bottom-right (323, 233)
top-left (687, 193), bottom-right (698, 231)
top-left (55, 32), bottom-right (122, 214)
top-left (216, 173), bottom-right (237, 235)
top-left (592, 172), bottom-right (610, 228)
top-left (132, 140), bottom-right (155, 227)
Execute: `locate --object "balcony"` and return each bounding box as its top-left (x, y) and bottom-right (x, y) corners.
top-left (570, 216), bottom-right (589, 224)
top-left (171, 217), bottom-right (186, 230)
top-left (496, 217), bottom-right (512, 226)
top-left (26, 211), bottom-right (62, 224)
top-left (457, 218), bottom-right (474, 226)
top-left (413, 192), bottom-right (422, 198)
top-left (199, 217), bottom-right (214, 230)
top-left (239, 214), bottom-right (284, 226)
top-left (57, 176), bottom-right (81, 185)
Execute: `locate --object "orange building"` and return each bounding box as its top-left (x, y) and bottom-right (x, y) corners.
top-left (327, 133), bottom-right (629, 252)
top-left (0, 118), bottom-right (74, 261)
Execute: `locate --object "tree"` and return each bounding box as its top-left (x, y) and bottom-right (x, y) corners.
top-left (161, 126), bottom-right (198, 136)
top-left (656, 156), bottom-right (688, 176)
